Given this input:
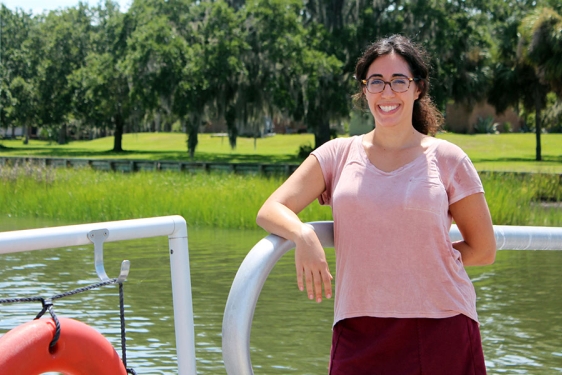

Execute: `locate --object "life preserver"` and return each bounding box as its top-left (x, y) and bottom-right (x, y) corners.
top-left (0, 317), bottom-right (127, 375)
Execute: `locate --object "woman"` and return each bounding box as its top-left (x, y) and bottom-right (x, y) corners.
top-left (256, 34), bottom-right (496, 374)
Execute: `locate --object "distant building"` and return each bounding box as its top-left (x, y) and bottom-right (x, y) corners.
top-left (349, 109), bottom-right (374, 135)
top-left (445, 102), bottom-right (521, 133)
top-left (0, 126), bottom-right (24, 138)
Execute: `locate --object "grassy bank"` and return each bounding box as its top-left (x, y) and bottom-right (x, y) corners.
top-left (1, 132), bottom-right (561, 173)
top-left (0, 164), bottom-right (559, 229)
top-left (0, 164), bottom-right (331, 229)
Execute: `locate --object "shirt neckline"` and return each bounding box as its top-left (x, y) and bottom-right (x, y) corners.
top-left (357, 135), bottom-right (441, 175)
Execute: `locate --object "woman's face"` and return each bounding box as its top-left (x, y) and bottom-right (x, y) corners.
top-left (363, 52), bottom-right (420, 131)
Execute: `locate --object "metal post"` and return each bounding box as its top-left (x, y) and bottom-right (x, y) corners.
top-left (0, 215), bottom-right (197, 375)
top-left (168, 218), bottom-right (197, 375)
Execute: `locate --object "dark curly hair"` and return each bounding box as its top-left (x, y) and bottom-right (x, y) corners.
top-left (353, 35), bottom-right (443, 135)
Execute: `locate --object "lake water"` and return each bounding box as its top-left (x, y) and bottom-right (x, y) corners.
top-left (0, 216), bottom-right (561, 374)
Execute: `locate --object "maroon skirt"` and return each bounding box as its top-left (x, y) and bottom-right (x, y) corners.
top-left (329, 314), bottom-right (486, 375)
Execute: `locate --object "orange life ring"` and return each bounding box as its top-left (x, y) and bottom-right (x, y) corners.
top-left (0, 317), bottom-right (127, 375)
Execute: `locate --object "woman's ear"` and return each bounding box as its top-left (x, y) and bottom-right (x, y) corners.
top-left (414, 80), bottom-right (424, 100)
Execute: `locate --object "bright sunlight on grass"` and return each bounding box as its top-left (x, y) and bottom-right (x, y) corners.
top-left (1, 132), bottom-right (561, 173)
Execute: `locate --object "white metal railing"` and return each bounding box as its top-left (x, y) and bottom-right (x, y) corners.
top-left (0, 215), bottom-right (196, 375)
top-left (222, 221), bottom-right (562, 375)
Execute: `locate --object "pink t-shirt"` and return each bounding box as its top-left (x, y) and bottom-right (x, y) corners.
top-left (311, 135), bottom-right (484, 325)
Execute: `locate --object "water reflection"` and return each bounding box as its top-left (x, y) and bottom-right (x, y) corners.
top-left (469, 251), bottom-right (562, 374)
top-left (0, 217), bottom-right (561, 374)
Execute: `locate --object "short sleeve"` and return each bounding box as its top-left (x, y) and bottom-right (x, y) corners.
top-left (448, 155), bottom-right (484, 205)
top-left (311, 141), bottom-right (336, 205)
top-left (311, 137), bottom-right (354, 206)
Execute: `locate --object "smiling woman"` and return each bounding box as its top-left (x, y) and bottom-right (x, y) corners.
top-left (361, 53), bottom-right (421, 133)
top-left (256, 34), bottom-right (495, 375)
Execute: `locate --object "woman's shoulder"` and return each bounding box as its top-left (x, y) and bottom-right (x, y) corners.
top-left (327, 135), bottom-right (360, 147)
top-left (311, 136), bottom-right (363, 171)
top-left (313, 135), bottom-right (360, 154)
top-left (425, 137), bottom-right (469, 161)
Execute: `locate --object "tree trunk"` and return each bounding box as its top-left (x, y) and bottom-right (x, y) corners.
top-left (155, 111), bottom-right (161, 132)
top-left (58, 124), bottom-right (67, 145)
top-left (23, 125), bottom-right (29, 145)
top-left (535, 98), bottom-right (542, 162)
top-left (186, 113), bottom-right (200, 159)
top-left (314, 116), bottom-right (331, 149)
top-left (113, 113), bottom-right (124, 152)
top-left (226, 105), bottom-right (237, 150)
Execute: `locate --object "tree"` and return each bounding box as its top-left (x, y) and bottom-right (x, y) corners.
top-left (518, 7), bottom-right (562, 160)
top-left (299, 47), bottom-right (348, 148)
top-left (239, 0), bottom-right (297, 143)
top-left (8, 77), bottom-right (37, 143)
top-left (71, 1), bottom-right (136, 152)
top-left (488, 6), bottom-right (559, 161)
top-left (0, 6), bottom-right (39, 139)
top-left (198, 1), bottom-right (246, 149)
top-left (520, 7), bottom-right (562, 97)
top-left (35, 4), bottom-right (94, 144)
top-left (241, 0), bottom-right (348, 148)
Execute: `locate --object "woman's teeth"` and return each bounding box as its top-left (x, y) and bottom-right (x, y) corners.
top-left (379, 105), bottom-right (398, 112)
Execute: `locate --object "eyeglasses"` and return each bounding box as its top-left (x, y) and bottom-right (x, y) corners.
top-left (361, 76), bottom-right (419, 94)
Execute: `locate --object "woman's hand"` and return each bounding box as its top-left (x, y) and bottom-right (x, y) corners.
top-left (295, 224), bottom-right (333, 303)
top-left (256, 155), bottom-right (332, 302)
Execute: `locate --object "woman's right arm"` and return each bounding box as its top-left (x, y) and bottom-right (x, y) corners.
top-left (256, 155), bottom-right (333, 303)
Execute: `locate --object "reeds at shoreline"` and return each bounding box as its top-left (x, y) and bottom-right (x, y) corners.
top-left (0, 164), bottom-right (560, 229)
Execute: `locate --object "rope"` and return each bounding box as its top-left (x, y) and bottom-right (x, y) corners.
top-left (0, 278), bottom-right (119, 349)
top-left (119, 282), bottom-right (137, 375)
top-left (0, 278), bottom-right (136, 372)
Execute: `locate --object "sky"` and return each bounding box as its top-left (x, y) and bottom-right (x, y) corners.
top-left (2, 0), bottom-right (131, 15)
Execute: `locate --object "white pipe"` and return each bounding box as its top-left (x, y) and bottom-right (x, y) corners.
top-left (0, 216), bottom-right (178, 254)
top-left (168, 224), bottom-right (197, 375)
top-left (0, 215), bottom-right (196, 375)
top-left (222, 222), bottom-right (562, 375)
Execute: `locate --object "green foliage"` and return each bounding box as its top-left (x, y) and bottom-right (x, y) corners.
top-left (0, 164), bottom-right (559, 228)
top-left (519, 7), bottom-right (562, 97)
top-left (474, 116), bottom-right (498, 134)
top-left (501, 122), bottom-right (513, 133)
top-left (543, 95), bottom-right (562, 133)
top-left (297, 142), bottom-right (314, 160)
top-left (0, 5), bottom-right (38, 132)
top-left (0, 164), bottom-right (330, 228)
top-left (481, 172), bottom-right (562, 227)
top-left (34, 4), bottom-right (94, 143)
top-left (2, 0), bottom-right (562, 159)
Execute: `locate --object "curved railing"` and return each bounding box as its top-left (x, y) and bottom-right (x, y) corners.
top-left (222, 221), bottom-right (562, 375)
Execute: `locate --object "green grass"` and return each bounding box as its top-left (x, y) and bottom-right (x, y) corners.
top-left (438, 133), bottom-right (562, 173)
top-left (0, 164), bottom-right (332, 229)
top-left (0, 164), bottom-right (559, 229)
top-left (482, 172), bottom-right (561, 227)
top-left (1, 132), bottom-right (561, 172)
top-left (0, 133), bottom-right (315, 164)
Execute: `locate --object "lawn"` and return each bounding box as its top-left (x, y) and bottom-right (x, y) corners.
top-left (0, 133), bottom-right (314, 164)
top-left (0, 132), bottom-right (561, 173)
top-left (439, 133), bottom-right (562, 173)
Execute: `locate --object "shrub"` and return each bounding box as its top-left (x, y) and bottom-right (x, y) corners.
top-left (297, 143), bottom-right (314, 160)
top-left (474, 116), bottom-right (498, 134)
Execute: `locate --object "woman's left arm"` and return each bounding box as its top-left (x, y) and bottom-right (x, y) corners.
top-left (449, 192), bottom-right (496, 266)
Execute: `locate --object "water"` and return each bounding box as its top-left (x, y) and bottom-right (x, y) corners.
top-left (0, 216), bottom-right (561, 374)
